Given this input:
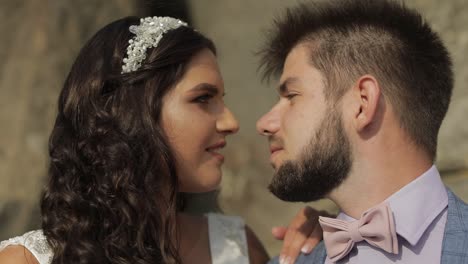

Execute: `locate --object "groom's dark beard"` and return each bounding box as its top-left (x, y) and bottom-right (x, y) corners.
top-left (268, 109), bottom-right (352, 202)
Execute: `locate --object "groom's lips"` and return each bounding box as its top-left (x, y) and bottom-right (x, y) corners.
top-left (270, 146), bottom-right (283, 154)
top-left (269, 146), bottom-right (284, 165)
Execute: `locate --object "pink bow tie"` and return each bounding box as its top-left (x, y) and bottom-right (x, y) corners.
top-left (319, 202), bottom-right (399, 262)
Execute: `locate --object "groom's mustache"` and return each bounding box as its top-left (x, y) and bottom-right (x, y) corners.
top-left (268, 137), bottom-right (284, 152)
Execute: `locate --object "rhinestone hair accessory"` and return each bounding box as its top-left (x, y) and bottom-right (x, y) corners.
top-left (121, 16), bottom-right (188, 73)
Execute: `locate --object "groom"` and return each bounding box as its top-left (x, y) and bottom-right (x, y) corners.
top-left (257, 0), bottom-right (468, 263)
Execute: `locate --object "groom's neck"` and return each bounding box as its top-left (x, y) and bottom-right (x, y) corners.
top-left (327, 141), bottom-right (432, 219)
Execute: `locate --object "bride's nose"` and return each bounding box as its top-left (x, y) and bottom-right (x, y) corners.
top-left (217, 107), bottom-right (240, 135)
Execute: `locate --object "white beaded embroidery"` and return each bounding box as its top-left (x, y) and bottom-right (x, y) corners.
top-left (121, 16), bottom-right (187, 73)
top-left (207, 213), bottom-right (249, 264)
top-left (0, 230), bottom-right (53, 264)
top-left (0, 215), bottom-right (250, 264)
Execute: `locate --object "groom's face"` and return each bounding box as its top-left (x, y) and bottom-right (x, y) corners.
top-left (257, 44), bottom-right (329, 169)
top-left (256, 44), bottom-right (352, 202)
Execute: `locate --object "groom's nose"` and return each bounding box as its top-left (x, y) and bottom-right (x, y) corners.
top-left (256, 106), bottom-right (280, 136)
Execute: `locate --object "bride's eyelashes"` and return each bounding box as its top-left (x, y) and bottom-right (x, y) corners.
top-left (193, 93), bottom-right (215, 104)
top-left (192, 91), bottom-right (226, 105)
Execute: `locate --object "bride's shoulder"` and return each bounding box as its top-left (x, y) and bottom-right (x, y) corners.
top-left (206, 212), bottom-right (255, 231)
top-left (0, 230), bottom-right (49, 264)
top-left (206, 213), bottom-right (269, 264)
top-left (0, 244), bottom-right (39, 264)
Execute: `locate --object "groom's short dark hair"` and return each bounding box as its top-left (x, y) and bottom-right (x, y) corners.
top-left (259, 0), bottom-right (453, 161)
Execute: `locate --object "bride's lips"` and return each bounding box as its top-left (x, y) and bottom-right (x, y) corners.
top-left (206, 141), bottom-right (226, 162)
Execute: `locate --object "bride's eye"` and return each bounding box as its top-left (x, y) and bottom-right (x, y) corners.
top-left (194, 93), bottom-right (214, 104)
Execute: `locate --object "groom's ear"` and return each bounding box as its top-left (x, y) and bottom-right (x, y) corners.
top-left (351, 74), bottom-right (381, 132)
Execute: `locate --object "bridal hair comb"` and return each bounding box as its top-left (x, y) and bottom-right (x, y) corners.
top-left (121, 16), bottom-right (188, 73)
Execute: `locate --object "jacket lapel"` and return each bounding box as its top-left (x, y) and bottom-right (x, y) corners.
top-left (440, 189), bottom-right (468, 264)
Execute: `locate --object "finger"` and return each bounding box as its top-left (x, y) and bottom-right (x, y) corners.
top-left (300, 222), bottom-right (323, 254)
top-left (280, 206), bottom-right (319, 263)
top-left (279, 225), bottom-right (297, 262)
top-left (282, 216), bottom-right (318, 263)
top-left (279, 222), bottom-right (300, 263)
top-left (272, 226), bottom-right (288, 240)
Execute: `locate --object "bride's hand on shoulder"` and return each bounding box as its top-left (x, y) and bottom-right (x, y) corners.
top-left (0, 245), bottom-right (39, 264)
top-left (272, 206), bottom-right (333, 264)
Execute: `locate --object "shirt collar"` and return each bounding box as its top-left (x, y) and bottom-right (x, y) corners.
top-left (336, 165), bottom-right (448, 246)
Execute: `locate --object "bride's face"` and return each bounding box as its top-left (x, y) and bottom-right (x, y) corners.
top-left (161, 49), bottom-right (239, 193)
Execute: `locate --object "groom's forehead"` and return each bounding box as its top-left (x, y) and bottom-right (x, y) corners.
top-left (277, 77), bottom-right (300, 94)
top-left (281, 45), bottom-right (322, 77)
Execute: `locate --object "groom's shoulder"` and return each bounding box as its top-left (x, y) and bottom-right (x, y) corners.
top-left (447, 188), bottom-right (468, 225)
top-left (298, 242), bottom-right (327, 263)
top-left (443, 189), bottom-right (468, 263)
top-left (268, 242), bottom-right (327, 264)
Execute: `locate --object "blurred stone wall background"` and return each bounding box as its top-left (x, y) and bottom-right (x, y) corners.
top-left (0, 0), bottom-right (140, 241)
top-left (1, 0), bottom-right (467, 256)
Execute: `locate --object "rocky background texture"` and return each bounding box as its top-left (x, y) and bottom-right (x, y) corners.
top-left (1, 0), bottom-right (467, 256)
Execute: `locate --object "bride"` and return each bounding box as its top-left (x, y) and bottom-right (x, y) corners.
top-left (0, 16), bottom-right (320, 264)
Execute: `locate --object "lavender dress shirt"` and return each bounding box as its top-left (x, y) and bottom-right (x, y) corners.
top-left (324, 165), bottom-right (448, 264)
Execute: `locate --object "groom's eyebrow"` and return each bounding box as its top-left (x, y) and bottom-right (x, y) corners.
top-left (277, 77), bottom-right (299, 95)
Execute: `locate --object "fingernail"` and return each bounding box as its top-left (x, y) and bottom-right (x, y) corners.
top-left (284, 256), bottom-right (292, 264)
top-left (279, 255), bottom-right (285, 264)
top-left (301, 245), bottom-right (311, 254)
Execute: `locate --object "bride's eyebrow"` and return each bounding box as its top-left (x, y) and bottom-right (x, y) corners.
top-left (190, 83), bottom-right (220, 95)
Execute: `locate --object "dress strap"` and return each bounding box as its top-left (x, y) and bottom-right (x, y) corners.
top-left (0, 230), bottom-right (53, 264)
top-left (207, 213), bottom-right (249, 264)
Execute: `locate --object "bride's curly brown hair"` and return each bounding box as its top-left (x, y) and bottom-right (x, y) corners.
top-left (40, 17), bottom-right (215, 264)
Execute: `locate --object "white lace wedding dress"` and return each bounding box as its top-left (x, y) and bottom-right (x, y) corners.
top-left (0, 213), bottom-right (249, 264)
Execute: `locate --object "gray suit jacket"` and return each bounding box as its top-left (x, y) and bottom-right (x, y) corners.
top-left (268, 189), bottom-right (468, 264)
